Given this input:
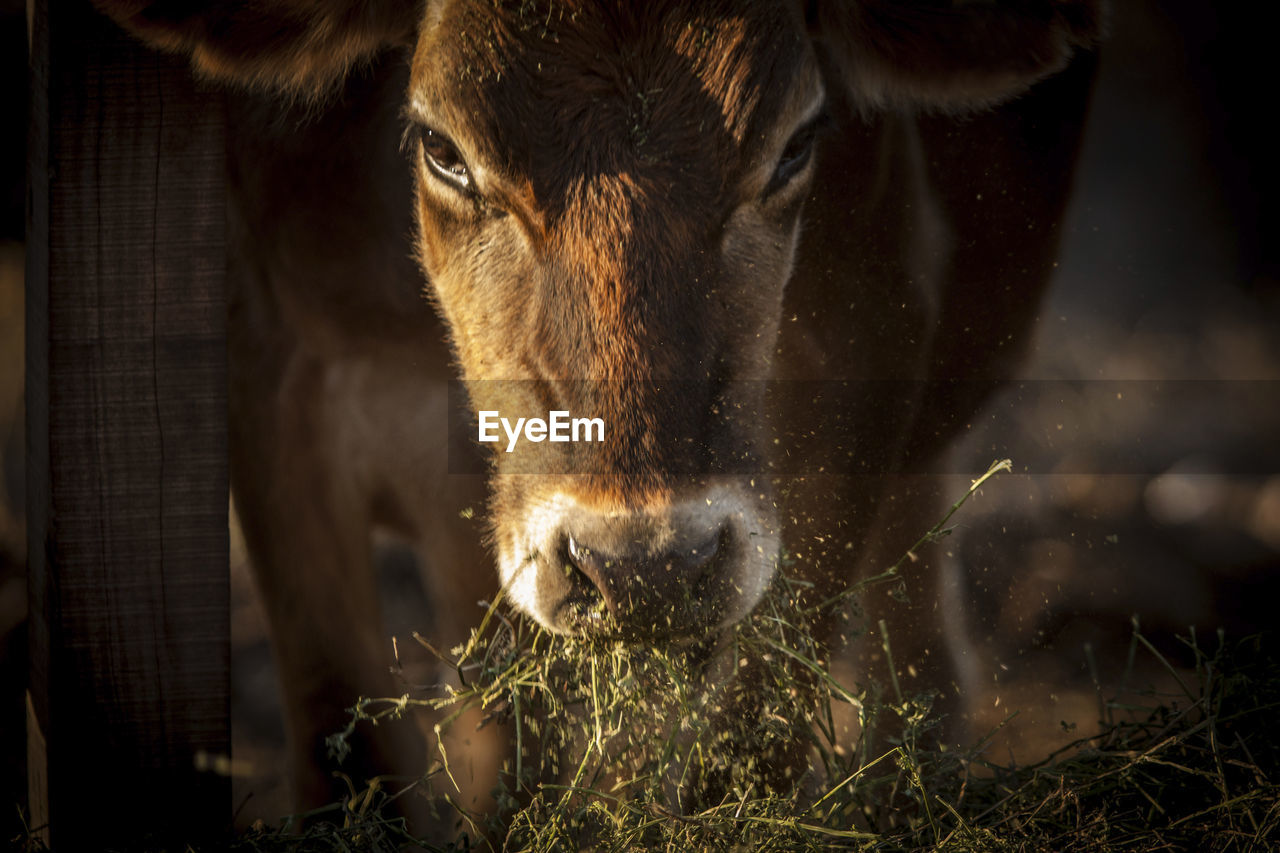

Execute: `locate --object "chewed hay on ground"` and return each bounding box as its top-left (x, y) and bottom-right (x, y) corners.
top-left (306, 462), bottom-right (1279, 851)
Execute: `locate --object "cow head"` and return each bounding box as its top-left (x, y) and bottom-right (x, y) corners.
top-left (100, 0), bottom-right (1104, 638)
top-left (405, 2), bottom-right (824, 636)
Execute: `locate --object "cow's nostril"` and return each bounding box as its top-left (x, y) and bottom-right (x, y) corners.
top-left (561, 535), bottom-right (615, 613)
top-left (564, 534), bottom-right (602, 576)
top-left (559, 525), bottom-right (731, 634)
top-left (558, 537), bottom-right (607, 624)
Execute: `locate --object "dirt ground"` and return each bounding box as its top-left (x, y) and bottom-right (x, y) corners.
top-left (2, 0), bottom-right (1276, 833)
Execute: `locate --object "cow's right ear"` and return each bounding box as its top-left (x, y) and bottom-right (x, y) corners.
top-left (809, 0), bottom-right (1107, 113)
top-left (94, 0), bottom-right (425, 98)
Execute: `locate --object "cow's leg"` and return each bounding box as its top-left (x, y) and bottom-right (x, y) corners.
top-left (410, 520), bottom-right (511, 818)
top-left (769, 472), bottom-right (975, 787)
top-left (854, 477), bottom-right (970, 734)
top-left (397, 490), bottom-right (509, 819)
top-left (342, 361), bottom-right (510, 819)
top-left (807, 473), bottom-right (985, 782)
top-left (229, 346), bottom-right (431, 819)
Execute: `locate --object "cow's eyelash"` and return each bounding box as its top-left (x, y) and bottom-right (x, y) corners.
top-left (398, 122), bottom-right (419, 155)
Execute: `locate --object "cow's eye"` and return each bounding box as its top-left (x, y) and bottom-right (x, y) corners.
top-left (763, 113), bottom-right (828, 198)
top-left (421, 128), bottom-right (472, 192)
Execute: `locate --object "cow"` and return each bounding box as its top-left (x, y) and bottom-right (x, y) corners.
top-left (98, 0), bottom-right (1103, 829)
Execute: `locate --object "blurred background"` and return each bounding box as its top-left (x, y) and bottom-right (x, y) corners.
top-left (941, 0), bottom-right (1279, 755)
top-left (1, 0), bottom-right (1276, 832)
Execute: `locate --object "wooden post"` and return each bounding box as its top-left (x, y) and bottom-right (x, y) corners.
top-left (26, 0), bottom-right (229, 845)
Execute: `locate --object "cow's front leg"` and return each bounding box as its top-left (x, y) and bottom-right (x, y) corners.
top-left (822, 475), bottom-right (980, 770)
top-left (230, 348), bottom-right (431, 820)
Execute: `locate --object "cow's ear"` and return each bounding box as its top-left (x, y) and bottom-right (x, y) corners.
top-left (94, 0), bottom-right (425, 98)
top-left (809, 0), bottom-right (1107, 112)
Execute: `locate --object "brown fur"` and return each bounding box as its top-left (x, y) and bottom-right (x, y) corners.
top-left (97, 0), bottom-right (1104, 827)
top-left (813, 0), bottom-right (1107, 111)
top-left (100, 0), bottom-right (423, 97)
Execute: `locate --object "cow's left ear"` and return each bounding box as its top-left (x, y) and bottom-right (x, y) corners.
top-left (809, 0), bottom-right (1107, 112)
top-left (94, 0), bottom-right (426, 99)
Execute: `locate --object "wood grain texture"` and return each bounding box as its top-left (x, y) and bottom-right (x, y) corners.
top-left (26, 0), bottom-right (230, 844)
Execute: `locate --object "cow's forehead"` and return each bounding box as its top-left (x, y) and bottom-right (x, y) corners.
top-left (410, 0), bottom-right (815, 203)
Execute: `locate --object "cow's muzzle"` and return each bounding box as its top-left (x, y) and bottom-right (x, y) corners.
top-left (497, 486), bottom-right (779, 639)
